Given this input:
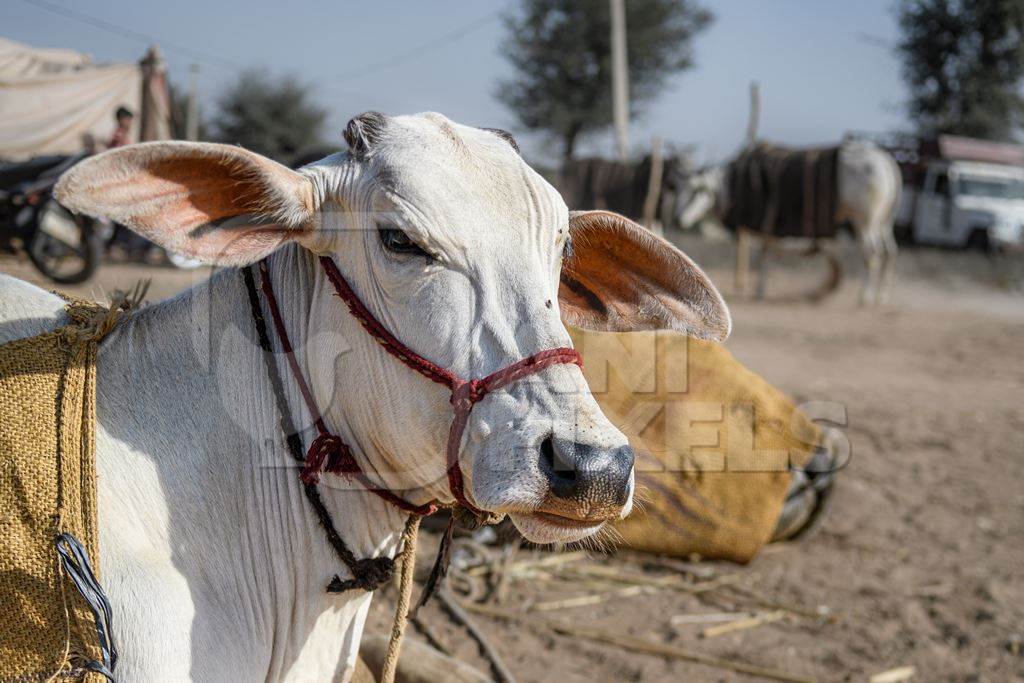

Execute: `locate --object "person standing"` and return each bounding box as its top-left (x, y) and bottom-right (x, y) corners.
top-left (105, 106), bottom-right (155, 259)
top-left (107, 106), bottom-right (134, 149)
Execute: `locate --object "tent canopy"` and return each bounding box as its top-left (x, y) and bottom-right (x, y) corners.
top-left (0, 38), bottom-right (169, 160)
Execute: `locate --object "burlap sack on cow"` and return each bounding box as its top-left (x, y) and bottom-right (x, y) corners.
top-left (0, 294), bottom-right (132, 682)
top-left (571, 328), bottom-right (822, 563)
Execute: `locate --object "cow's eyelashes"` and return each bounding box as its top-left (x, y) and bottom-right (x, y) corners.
top-left (377, 224), bottom-right (432, 259)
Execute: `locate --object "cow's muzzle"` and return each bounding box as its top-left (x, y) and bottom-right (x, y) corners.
top-left (536, 435), bottom-right (634, 518)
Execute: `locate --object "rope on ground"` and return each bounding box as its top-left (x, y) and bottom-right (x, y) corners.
top-left (437, 588), bottom-right (518, 683)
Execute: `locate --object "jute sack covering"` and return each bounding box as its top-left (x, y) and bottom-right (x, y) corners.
top-left (570, 328), bottom-right (821, 563)
top-left (0, 293), bottom-right (133, 682)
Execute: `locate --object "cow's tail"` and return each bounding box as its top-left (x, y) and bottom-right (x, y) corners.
top-left (805, 241), bottom-right (843, 302)
top-left (760, 241), bottom-right (843, 304)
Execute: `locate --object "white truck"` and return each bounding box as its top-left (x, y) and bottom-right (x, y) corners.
top-left (852, 133), bottom-right (1024, 250)
top-left (898, 158), bottom-right (1024, 250)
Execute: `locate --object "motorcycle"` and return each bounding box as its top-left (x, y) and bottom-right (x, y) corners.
top-left (0, 153), bottom-right (103, 284)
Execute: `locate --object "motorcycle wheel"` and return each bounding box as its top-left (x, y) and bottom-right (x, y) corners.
top-left (27, 202), bottom-right (102, 284)
top-left (166, 250), bottom-right (203, 270)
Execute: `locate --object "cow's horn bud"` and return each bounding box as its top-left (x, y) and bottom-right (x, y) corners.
top-left (343, 111), bottom-right (387, 159)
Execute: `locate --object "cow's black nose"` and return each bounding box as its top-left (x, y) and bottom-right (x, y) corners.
top-left (539, 435), bottom-right (633, 505)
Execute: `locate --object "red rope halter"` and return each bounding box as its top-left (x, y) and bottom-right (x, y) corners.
top-left (257, 257), bottom-right (583, 517)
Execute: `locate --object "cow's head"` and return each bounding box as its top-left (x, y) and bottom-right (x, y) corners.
top-left (55, 112), bottom-right (729, 544)
top-left (675, 165), bottom-right (725, 230)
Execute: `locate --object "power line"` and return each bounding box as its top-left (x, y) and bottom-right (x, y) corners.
top-left (18, 0), bottom-right (504, 87)
top-left (325, 11), bottom-right (501, 85)
top-left (16, 0), bottom-right (245, 72)
top-left (856, 32), bottom-right (894, 50)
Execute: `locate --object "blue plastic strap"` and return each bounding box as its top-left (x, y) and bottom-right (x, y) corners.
top-left (55, 533), bottom-right (118, 680)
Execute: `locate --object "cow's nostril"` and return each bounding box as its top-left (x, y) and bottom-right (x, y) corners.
top-left (540, 435), bottom-right (577, 498)
top-left (541, 437), bottom-right (634, 506)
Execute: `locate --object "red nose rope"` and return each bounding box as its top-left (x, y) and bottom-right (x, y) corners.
top-left (256, 257), bottom-right (583, 519)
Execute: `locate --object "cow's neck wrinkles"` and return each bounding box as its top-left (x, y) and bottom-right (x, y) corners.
top-left (95, 246), bottom-right (412, 680)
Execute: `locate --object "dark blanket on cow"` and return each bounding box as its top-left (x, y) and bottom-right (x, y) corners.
top-left (559, 157), bottom-right (652, 218)
top-left (724, 143), bottom-right (841, 239)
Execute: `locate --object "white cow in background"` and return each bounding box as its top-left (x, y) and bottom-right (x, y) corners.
top-left (0, 112), bottom-right (729, 681)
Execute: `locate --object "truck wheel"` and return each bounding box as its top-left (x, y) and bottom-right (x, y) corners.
top-left (966, 229), bottom-right (990, 252)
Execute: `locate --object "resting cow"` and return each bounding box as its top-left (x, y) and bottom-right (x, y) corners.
top-left (573, 328), bottom-right (839, 562)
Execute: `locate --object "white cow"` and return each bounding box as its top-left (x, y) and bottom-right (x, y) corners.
top-left (676, 140), bottom-right (902, 305)
top-left (0, 112), bottom-right (729, 681)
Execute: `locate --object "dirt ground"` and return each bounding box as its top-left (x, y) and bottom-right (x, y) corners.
top-left (4, 236), bottom-right (1022, 682)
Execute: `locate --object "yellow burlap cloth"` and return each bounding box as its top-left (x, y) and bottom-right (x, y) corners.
top-left (571, 328), bottom-right (821, 563)
top-left (0, 292), bottom-right (136, 683)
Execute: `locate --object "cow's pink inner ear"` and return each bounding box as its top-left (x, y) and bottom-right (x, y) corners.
top-left (54, 141), bottom-right (316, 266)
top-left (559, 210), bottom-right (730, 341)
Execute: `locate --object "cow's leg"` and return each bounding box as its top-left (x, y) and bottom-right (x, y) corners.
top-left (878, 223), bottom-right (898, 305)
top-left (755, 235), bottom-right (774, 301)
top-left (735, 228), bottom-right (751, 298)
top-left (858, 227), bottom-right (883, 306)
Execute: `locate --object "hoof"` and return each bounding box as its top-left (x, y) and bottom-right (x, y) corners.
top-left (770, 429), bottom-right (841, 542)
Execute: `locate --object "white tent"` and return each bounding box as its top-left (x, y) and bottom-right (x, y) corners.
top-left (0, 36), bottom-right (91, 77)
top-left (0, 38), bottom-right (169, 160)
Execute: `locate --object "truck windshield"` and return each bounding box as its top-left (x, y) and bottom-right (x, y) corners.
top-left (958, 177), bottom-right (1024, 200)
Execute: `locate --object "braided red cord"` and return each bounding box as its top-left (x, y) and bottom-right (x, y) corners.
top-left (258, 261), bottom-right (330, 436)
top-left (260, 256), bottom-right (582, 518)
top-left (320, 257), bottom-right (458, 389)
top-left (444, 348), bottom-right (582, 514)
top-left (259, 261), bottom-right (436, 516)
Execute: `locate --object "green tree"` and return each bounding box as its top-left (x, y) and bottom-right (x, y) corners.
top-left (897, 0), bottom-right (1024, 141)
top-left (498, 0), bottom-right (712, 163)
top-left (210, 69), bottom-right (326, 162)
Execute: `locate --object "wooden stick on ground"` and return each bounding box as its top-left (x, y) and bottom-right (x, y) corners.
top-left (461, 601), bottom-right (816, 683)
top-left (613, 550), bottom-right (719, 580)
top-left (726, 584), bottom-right (833, 621)
top-left (512, 550), bottom-right (590, 571)
top-left (437, 589), bottom-right (518, 683)
top-left (409, 615), bottom-right (453, 657)
top-left (489, 538), bottom-right (521, 605)
top-left (465, 549), bottom-right (588, 577)
top-left (701, 610), bottom-right (786, 638)
top-left (868, 666), bottom-right (916, 683)
top-left (559, 564), bottom-right (739, 595)
top-left (530, 584), bottom-right (654, 612)
top-left (671, 612), bottom-right (756, 626)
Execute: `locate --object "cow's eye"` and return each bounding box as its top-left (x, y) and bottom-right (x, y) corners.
top-left (378, 224), bottom-right (431, 258)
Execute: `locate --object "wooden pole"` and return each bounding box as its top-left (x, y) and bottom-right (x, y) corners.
top-left (642, 136), bottom-right (664, 233)
top-left (745, 81), bottom-right (760, 149)
top-left (736, 228), bottom-right (751, 297)
top-left (186, 64), bottom-right (200, 141)
top-left (610, 0), bottom-right (630, 161)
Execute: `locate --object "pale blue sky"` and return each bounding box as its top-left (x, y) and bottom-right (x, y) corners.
top-left (3, 0), bottom-right (908, 163)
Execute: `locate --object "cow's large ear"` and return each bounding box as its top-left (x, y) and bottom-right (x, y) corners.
top-left (559, 210), bottom-right (730, 340)
top-left (55, 142), bottom-right (318, 266)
